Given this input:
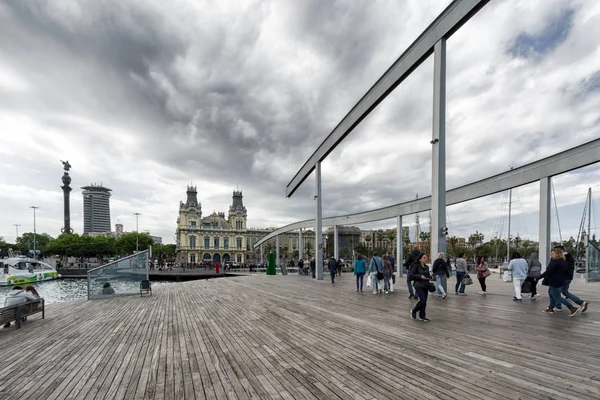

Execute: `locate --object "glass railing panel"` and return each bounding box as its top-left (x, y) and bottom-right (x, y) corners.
top-left (87, 251), bottom-right (149, 299)
top-left (588, 241), bottom-right (600, 282)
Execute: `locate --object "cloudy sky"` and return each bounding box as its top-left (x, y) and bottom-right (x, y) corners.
top-left (1, 0), bottom-right (599, 245)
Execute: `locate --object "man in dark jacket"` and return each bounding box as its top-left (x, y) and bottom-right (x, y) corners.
top-left (328, 256), bottom-right (337, 284)
top-left (555, 246), bottom-right (588, 313)
top-left (404, 249), bottom-right (420, 299)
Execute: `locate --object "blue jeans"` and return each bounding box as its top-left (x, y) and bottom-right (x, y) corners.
top-left (383, 272), bottom-right (391, 291)
top-left (561, 280), bottom-right (583, 306)
top-left (355, 273), bottom-right (365, 291)
top-left (455, 272), bottom-right (466, 293)
top-left (330, 270), bottom-right (336, 283)
top-left (436, 275), bottom-right (446, 295)
top-left (406, 271), bottom-right (414, 296)
top-left (548, 286), bottom-right (573, 309)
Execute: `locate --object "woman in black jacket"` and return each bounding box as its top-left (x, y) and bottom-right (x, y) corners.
top-left (540, 248), bottom-right (579, 316)
top-left (432, 252), bottom-right (449, 299)
top-left (410, 253), bottom-right (432, 322)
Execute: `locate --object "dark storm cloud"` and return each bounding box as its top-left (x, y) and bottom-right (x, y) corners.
top-left (1, 0), bottom-right (599, 244)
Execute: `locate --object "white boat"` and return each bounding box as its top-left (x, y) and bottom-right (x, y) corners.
top-left (0, 256), bottom-right (60, 286)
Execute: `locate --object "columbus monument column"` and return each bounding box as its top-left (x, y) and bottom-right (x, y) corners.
top-left (61, 160), bottom-right (74, 234)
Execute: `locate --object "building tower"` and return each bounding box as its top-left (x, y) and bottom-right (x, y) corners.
top-left (82, 184), bottom-right (112, 234)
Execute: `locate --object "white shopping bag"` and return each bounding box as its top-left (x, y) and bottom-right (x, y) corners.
top-left (502, 271), bottom-right (513, 283)
top-left (389, 282), bottom-right (394, 292)
top-left (366, 274), bottom-right (372, 288)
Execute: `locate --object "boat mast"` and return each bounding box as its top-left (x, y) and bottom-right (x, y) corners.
top-left (507, 188), bottom-right (512, 263)
top-left (586, 187), bottom-right (592, 281)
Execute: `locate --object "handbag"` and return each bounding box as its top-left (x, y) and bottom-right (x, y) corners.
top-left (502, 271), bottom-right (513, 283)
top-left (462, 275), bottom-right (473, 285)
top-left (427, 281), bottom-right (436, 292)
top-left (366, 274), bottom-right (373, 288)
top-left (521, 280), bottom-right (532, 294)
top-left (541, 277), bottom-right (549, 286)
top-left (392, 274), bottom-right (396, 284)
top-left (481, 269), bottom-right (491, 278)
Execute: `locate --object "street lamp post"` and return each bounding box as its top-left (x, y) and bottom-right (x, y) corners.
top-left (30, 206), bottom-right (39, 257)
top-left (133, 212), bottom-right (141, 252)
top-left (13, 224), bottom-right (21, 240)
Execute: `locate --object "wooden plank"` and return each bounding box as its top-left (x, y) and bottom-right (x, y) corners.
top-left (1, 275), bottom-right (600, 400)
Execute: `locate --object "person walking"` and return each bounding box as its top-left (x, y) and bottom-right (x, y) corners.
top-left (328, 256), bottom-right (337, 284)
top-left (354, 254), bottom-right (367, 292)
top-left (432, 252), bottom-right (449, 299)
top-left (555, 245), bottom-right (589, 313)
top-left (310, 257), bottom-right (316, 278)
top-left (507, 252), bottom-right (528, 301)
top-left (382, 255), bottom-right (393, 294)
top-left (455, 253), bottom-right (468, 295)
top-left (475, 256), bottom-right (489, 295)
top-left (369, 252), bottom-right (384, 295)
top-left (525, 252), bottom-right (542, 300)
top-left (410, 253), bottom-right (432, 322)
top-left (404, 249), bottom-right (420, 299)
top-left (540, 248), bottom-right (579, 316)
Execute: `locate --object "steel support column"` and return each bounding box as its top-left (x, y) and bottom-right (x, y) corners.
top-left (299, 228), bottom-right (303, 261)
top-left (431, 38), bottom-right (447, 261)
top-left (539, 177), bottom-right (551, 271)
top-left (315, 162), bottom-right (323, 280)
top-left (334, 225), bottom-right (339, 260)
top-left (276, 235), bottom-right (280, 271)
top-left (397, 216), bottom-right (403, 278)
top-left (260, 243), bottom-right (264, 265)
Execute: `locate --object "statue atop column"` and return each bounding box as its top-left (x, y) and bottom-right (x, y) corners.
top-left (61, 160), bottom-right (74, 234)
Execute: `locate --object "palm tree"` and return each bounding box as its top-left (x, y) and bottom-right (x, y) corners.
top-left (387, 230), bottom-right (396, 253)
top-left (376, 232), bottom-right (384, 248)
top-left (348, 237), bottom-right (355, 261)
top-left (448, 236), bottom-right (459, 254)
top-left (365, 235), bottom-right (372, 249)
top-left (305, 241), bottom-right (312, 257)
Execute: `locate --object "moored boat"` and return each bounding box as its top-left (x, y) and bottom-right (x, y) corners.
top-left (0, 256), bottom-right (60, 286)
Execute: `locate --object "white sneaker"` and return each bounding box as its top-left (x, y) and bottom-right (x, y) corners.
top-left (478, 291), bottom-right (484, 295)
top-left (384, 291), bottom-right (389, 294)
top-left (531, 294), bottom-right (540, 300)
top-left (442, 293), bottom-right (447, 299)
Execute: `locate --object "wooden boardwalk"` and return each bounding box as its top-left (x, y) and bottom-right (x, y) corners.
top-left (1, 273), bottom-right (600, 400)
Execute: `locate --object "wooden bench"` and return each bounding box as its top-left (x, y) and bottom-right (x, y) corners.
top-left (0, 299), bottom-right (45, 329)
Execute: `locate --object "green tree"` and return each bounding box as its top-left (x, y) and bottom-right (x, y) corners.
top-left (115, 233), bottom-right (154, 255)
top-left (365, 235), bottom-right (372, 248)
top-left (387, 230), bottom-right (396, 252)
top-left (447, 236), bottom-right (459, 255)
top-left (16, 232), bottom-right (54, 255)
top-left (376, 232), bottom-right (384, 248)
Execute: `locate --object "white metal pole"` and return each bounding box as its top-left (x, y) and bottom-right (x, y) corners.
top-left (334, 225), bottom-right (339, 260)
top-left (315, 162), bottom-right (323, 280)
top-left (397, 216), bottom-right (403, 278)
top-left (539, 178), bottom-right (551, 272)
top-left (431, 38), bottom-right (447, 262)
top-left (298, 228), bottom-right (303, 261)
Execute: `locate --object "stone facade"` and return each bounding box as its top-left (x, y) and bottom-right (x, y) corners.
top-left (175, 186), bottom-right (248, 265)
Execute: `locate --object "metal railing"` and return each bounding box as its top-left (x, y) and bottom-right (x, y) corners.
top-left (87, 251), bottom-right (149, 300)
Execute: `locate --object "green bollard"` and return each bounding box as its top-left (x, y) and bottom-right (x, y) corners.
top-left (267, 251), bottom-right (276, 275)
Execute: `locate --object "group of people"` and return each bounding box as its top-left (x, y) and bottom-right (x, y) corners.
top-left (506, 245), bottom-right (588, 316)
top-left (3, 285), bottom-right (41, 328)
top-left (346, 246), bottom-right (590, 323)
